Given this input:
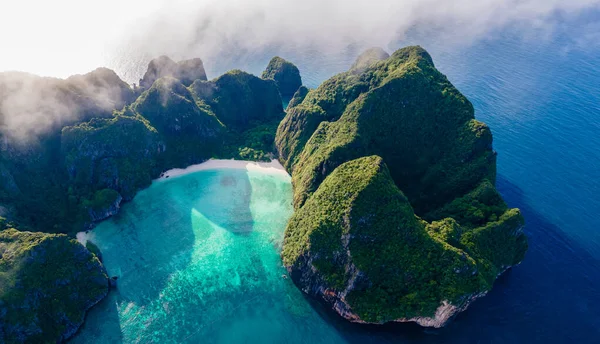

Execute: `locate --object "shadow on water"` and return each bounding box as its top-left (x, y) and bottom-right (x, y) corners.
top-left (188, 170), bottom-right (255, 234)
top-left (301, 174), bottom-right (600, 343)
top-left (108, 169), bottom-right (254, 305)
top-left (71, 168), bottom-right (256, 342)
top-left (71, 291), bottom-right (125, 344)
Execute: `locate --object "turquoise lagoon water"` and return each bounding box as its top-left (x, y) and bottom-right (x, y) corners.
top-left (73, 167), bottom-right (347, 343)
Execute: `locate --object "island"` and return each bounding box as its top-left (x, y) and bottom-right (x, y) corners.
top-left (0, 46), bottom-right (527, 342)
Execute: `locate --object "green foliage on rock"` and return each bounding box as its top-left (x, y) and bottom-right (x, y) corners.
top-left (0, 229), bottom-right (108, 343)
top-left (283, 156), bottom-right (488, 322)
top-left (61, 113), bottom-right (162, 204)
top-left (262, 56), bottom-right (303, 99)
top-left (84, 189), bottom-right (121, 212)
top-left (287, 86), bottom-right (309, 110)
top-left (0, 68), bottom-right (136, 233)
top-left (278, 46), bottom-right (495, 214)
top-left (219, 120), bottom-right (280, 162)
top-left (278, 46), bottom-right (528, 325)
top-left (0, 62), bottom-right (286, 234)
top-left (131, 77), bottom-right (223, 167)
top-left (191, 70), bottom-right (285, 133)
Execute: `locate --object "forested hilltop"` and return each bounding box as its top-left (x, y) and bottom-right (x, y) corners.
top-left (276, 46), bottom-right (527, 327)
top-left (0, 47), bottom-right (527, 342)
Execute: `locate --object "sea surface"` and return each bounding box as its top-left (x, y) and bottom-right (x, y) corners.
top-left (74, 17), bottom-right (600, 343)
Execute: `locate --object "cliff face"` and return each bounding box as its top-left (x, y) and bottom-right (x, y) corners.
top-left (0, 68), bottom-right (136, 232)
top-left (139, 56), bottom-right (208, 89)
top-left (277, 46), bottom-right (528, 327)
top-left (131, 77), bottom-right (224, 167)
top-left (0, 68), bottom-right (135, 142)
top-left (287, 86), bottom-right (309, 110)
top-left (61, 114), bottom-right (164, 202)
top-left (0, 229), bottom-right (108, 343)
top-left (86, 189), bottom-right (123, 222)
top-left (191, 70), bottom-right (284, 132)
top-left (262, 57), bottom-right (303, 99)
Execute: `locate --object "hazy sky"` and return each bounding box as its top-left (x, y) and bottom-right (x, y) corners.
top-left (1, 0), bottom-right (599, 81)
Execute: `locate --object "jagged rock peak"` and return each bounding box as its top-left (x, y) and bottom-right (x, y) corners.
top-left (139, 56), bottom-right (208, 88)
top-left (350, 47), bottom-right (390, 72)
top-left (262, 56), bottom-right (302, 98)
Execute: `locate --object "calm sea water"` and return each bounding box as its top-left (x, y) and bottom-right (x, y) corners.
top-left (74, 16), bottom-right (600, 342)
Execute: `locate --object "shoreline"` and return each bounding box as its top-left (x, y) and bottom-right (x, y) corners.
top-left (76, 158), bottom-right (290, 246)
top-left (156, 159), bottom-right (290, 181)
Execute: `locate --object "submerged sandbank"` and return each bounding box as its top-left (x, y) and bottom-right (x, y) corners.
top-left (156, 159), bottom-right (290, 181)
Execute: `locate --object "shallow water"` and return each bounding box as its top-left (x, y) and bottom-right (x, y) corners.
top-left (73, 168), bottom-right (349, 343)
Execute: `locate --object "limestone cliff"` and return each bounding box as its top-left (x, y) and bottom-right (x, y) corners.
top-left (262, 56), bottom-right (303, 99)
top-left (278, 47), bottom-right (528, 327)
top-left (0, 229), bottom-right (108, 343)
top-left (139, 56), bottom-right (208, 88)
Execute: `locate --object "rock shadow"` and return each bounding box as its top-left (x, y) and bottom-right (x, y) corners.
top-left (69, 290), bottom-right (124, 344)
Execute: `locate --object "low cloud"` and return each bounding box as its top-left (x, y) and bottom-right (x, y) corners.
top-left (0, 0), bottom-right (599, 142)
top-left (0, 69), bottom-right (131, 143)
top-left (111, 0), bottom-right (600, 79)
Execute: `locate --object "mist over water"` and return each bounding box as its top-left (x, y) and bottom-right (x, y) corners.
top-left (2, 0), bottom-right (600, 81)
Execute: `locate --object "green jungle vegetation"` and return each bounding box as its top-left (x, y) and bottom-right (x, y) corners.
top-left (262, 56), bottom-right (303, 99)
top-left (277, 46), bottom-right (527, 323)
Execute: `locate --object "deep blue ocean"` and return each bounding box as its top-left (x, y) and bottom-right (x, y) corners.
top-left (206, 30), bottom-right (600, 342)
top-left (75, 14), bottom-right (600, 343)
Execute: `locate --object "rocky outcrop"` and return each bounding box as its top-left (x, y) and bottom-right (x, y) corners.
top-left (65, 67), bottom-right (136, 113)
top-left (350, 47), bottom-right (390, 73)
top-left (133, 77), bottom-right (222, 138)
top-left (139, 56), bottom-right (208, 88)
top-left (262, 57), bottom-right (303, 99)
top-left (61, 114), bottom-right (165, 201)
top-left (176, 58), bottom-right (208, 86)
top-left (190, 70), bottom-right (284, 132)
top-left (0, 68), bottom-right (135, 143)
top-left (279, 47), bottom-right (528, 327)
top-left (86, 189), bottom-right (123, 222)
top-left (287, 86), bottom-right (309, 109)
top-left (0, 228), bottom-right (109, 343)
top-left (278, 46), bottom-right (496, 213)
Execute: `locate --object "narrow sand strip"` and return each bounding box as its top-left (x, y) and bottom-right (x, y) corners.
top-left (77, 231), bottom-right (92, 246)
top-left (156, 159), bottom-right (290, 181)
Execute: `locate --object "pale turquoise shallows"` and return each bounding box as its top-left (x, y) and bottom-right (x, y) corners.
top-left (73, 167), bottom-right (345, 343)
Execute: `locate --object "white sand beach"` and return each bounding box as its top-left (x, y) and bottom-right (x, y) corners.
top-left (76, 159), bottom-right (290, 246)
top-left (156, 159), bottom-right (290, 181)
